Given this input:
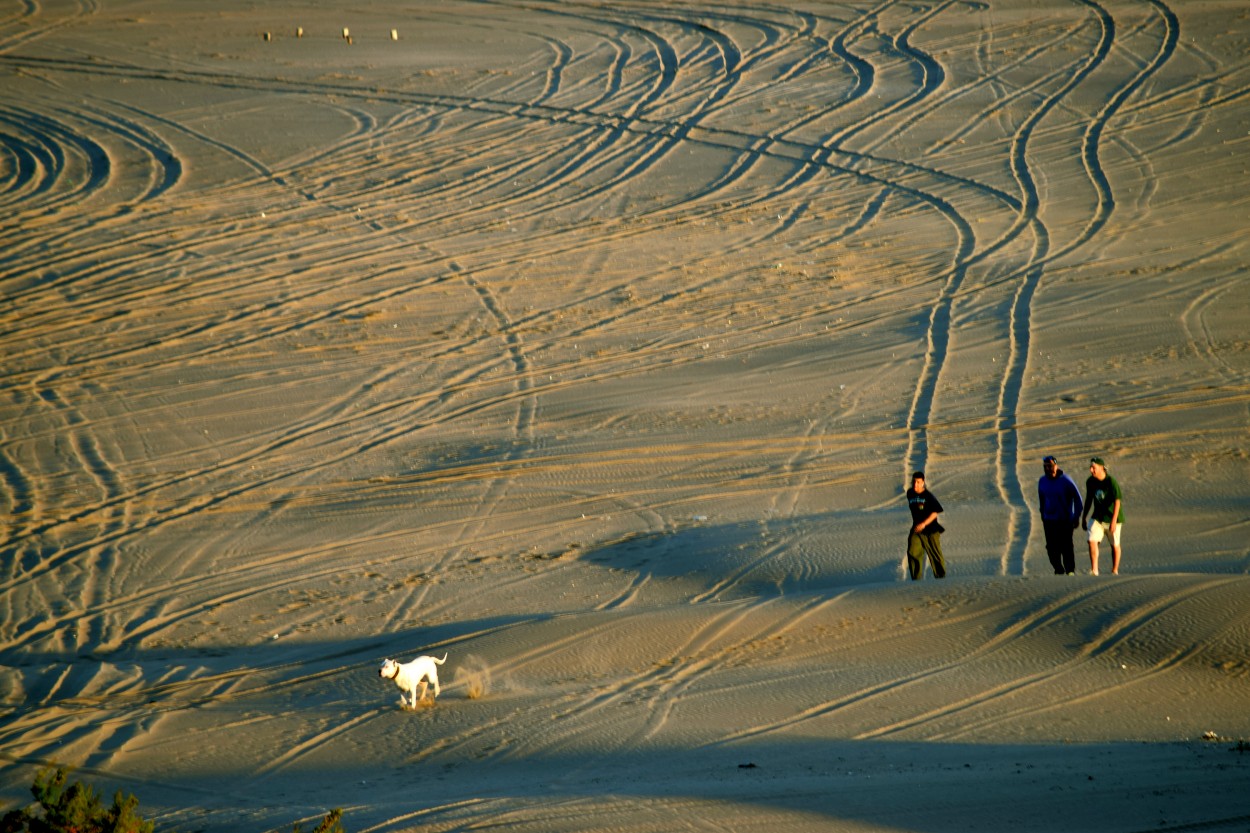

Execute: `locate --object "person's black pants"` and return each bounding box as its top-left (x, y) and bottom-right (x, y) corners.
top-left (1042, 518), bottom-right (1076, 574)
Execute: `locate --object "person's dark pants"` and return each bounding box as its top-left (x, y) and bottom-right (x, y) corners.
top-left (1042, 518), bottom-right (1076, 574)
top-left (907, 530), bottom-right (946, 580)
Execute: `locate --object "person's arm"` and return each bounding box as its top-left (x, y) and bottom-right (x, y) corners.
top-left (1081, 488), bottom-right (1092, 529)
top-left (1068, 477), bottom-right (1082, 528)
top-left (1109, 499), bottom-right (1121, 534)
top-left (914, 511), bottom-right (939, 533)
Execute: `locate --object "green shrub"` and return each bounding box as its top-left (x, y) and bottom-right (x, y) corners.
top-left (292, 808), bottom-right (344, 833)
top-left (1, 766), bottom-right (153, 833)
top-left (2, 767), bottom-right (344, 833)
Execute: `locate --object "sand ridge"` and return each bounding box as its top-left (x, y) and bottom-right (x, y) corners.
top-left (2, 1), bottom-right (1249, 831)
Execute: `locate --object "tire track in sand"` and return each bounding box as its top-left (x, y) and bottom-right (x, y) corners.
top-left (989, 0), bottom-right (1179, 573)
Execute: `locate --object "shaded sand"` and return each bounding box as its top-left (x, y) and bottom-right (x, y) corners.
top-left (2, 1), bottom-right (1249, 831)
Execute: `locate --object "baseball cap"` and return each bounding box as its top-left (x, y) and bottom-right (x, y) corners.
top-left (1090, 456), bottom-right (1106, 467)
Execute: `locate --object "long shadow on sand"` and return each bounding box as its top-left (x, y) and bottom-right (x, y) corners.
top-left (579, 516), bottom-right (900, 601)
top-left (5, 731), bottom-right (1247, 833)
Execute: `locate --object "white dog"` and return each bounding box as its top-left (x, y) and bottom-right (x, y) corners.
top-left (379, 654), bottom-right (447, 707)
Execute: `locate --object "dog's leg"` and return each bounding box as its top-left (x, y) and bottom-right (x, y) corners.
top-left (416, 680), bottom-right (428, 703)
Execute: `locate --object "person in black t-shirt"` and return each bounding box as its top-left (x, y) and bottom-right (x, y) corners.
top-left (906, 471), bottom-right (946, 580)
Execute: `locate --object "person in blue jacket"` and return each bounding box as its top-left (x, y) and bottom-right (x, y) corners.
top-left (1037, 455), bottom-right (1082, 574)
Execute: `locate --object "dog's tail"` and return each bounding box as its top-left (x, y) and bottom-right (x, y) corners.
top-left (433, 653), bottom-right (447, 664)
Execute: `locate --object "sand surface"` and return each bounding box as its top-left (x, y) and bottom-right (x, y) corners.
top-left (2, 1), bottom-right (1249, 831)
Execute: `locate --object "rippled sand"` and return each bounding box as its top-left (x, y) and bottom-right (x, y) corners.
top-left (2, 2), bottom-right (1248, 831)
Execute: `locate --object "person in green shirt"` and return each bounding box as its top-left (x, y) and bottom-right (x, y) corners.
top-left (1081, 457), bottom-right (1123, 575)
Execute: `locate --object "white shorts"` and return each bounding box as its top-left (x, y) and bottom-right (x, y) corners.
top-left (1087, 520), bottom-right (1122, 546)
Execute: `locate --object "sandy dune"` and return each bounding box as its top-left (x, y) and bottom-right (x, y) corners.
top-left (2, 1), bottom-right (1249, 831)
